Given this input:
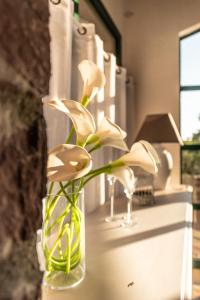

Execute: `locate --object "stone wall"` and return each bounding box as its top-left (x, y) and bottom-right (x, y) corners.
top-left (0, 1), bottom-right (50, 299)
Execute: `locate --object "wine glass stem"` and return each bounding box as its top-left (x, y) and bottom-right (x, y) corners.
top-left (127, 198), bottom-right (132, 223)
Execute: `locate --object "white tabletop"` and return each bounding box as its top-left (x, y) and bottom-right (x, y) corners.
top-left (42, 187), bottom-right (193, 300)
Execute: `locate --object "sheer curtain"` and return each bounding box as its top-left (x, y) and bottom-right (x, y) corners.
top-left (72, 22), bottom-right (105, 213)
top-left (114, 66), bottom-right (127, 195)
top-left (104, 52), bottom-right (116, 164)
top-left (103, 53), bottom-right (117, 198)
top-left (115, 67), bottom-right (127, 132)
top-left (44, 0), bottom-right (73, 149)
top-left (126, 76), bottom-right (135, 147)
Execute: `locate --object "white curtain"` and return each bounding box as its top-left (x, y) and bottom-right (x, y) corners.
top-left (104, 52), bottom-right (116, 165)
top-left (115, 67), bottom-right (127, 132)
top-left (103, 53), bottom-right (117, 199)
top-left (126, 76), bottom-right (135, 147)
top-left (44, 0), bottom-right (73, 149)
top-left (72, 22), bottom-right (105, 213)
top-left (104, 53), bottom-right (116, 124)
top-left (114, 66), bottom-right (127, 195)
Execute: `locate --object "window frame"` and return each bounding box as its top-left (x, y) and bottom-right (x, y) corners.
top-left (179, 29), bottom-right (200, 182)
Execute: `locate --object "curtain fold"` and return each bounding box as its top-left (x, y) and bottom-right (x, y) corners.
top-left (103, 53), bottom-right (117, 199)
top-left (126, 76), bottom-right (135, 147)
top-left (114, 66), bottom-right (127, 195)
top-left (115, 67), bottom-right (127, 132)
top-left (44, 0), bottom-right (73, 149)
top-left (104, 53), bottom-right (117, 165)
top-left (72, 22), bottom-right (105, 213)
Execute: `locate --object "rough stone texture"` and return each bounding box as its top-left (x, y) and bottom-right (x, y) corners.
top-left (0, 82), bottom-right (47, 245)
top-left (0, 0), bottom-right (50, 299)
top-left (0, 0), bottom-right (50, 96)
top-left (0, 82), bottom-right (47, 300)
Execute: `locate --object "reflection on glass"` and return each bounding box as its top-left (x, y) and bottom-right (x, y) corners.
top-left (182, 150), bottom-right (200, 185)
top-left (180, 91), bottom-right (200, 143)
top-left (180, 31), bottom-right (200, 86)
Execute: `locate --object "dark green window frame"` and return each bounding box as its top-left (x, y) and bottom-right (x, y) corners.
top-left (179, 30), bottom-right (200, 181)
top-left (72, 0), bottom-right (122, 65)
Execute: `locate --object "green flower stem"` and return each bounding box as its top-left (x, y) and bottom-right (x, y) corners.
top-left (85, 134), bottom-right (99, 146)
top-left (58, 217), bottom-right (65, 259)
top-left (89, 143), bottom-right (101, 153)
top-left (84, 163), bottom-right (112, 177)
top-left (47, 181), bottom-right (71, 214)
top-left (59, 182), bottom-right (75, 208)
top-left (65, 127), bottom-right (75, 144)
top-left (81, 95), bottom-right (89, 107)
top-left (43, 157), bottom-right (124, 277)
top-left (43, 181), bottom-right (83, 276)
top-left (48, 224), bottom-right (69, 259)
top-left (46, 203), bottom-right (71, 235)
top-left (65, 227), bottom-right (71, 273)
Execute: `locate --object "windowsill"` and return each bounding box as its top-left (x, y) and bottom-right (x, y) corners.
top-left (42, 187), bottom-right (193, 300)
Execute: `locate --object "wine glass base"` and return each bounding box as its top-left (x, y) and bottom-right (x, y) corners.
top-left (120, 216), bottom-right (138, 228)
top-left (105, 216), bottom-right (121, 223)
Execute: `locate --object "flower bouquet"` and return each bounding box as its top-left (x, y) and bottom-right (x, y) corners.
top-left (39, 60), bottom-right (159, 289)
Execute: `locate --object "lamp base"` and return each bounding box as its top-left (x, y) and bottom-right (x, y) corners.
top-left (153, 144), bottom-right (173, 190)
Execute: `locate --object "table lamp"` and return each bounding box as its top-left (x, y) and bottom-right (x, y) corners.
top-left (135, 113), bottom-right (183, 190)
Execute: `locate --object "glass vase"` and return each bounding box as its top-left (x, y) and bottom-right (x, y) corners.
top-left (42, 187), bottom-right (85, 290)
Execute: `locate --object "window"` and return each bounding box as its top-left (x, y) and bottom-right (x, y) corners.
top-left (180, 30), bottom-right (200, 186)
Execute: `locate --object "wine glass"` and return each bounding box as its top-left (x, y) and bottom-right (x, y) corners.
top-left (120, 178), bottom-right (138, 227)
top-left (105, 175), bottom-right (117, 222)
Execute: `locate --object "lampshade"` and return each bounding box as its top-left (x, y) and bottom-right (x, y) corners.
top-left (135, 113), bottom-right (183, 145)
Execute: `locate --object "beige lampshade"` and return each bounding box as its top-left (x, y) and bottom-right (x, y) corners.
top-left (135, 113), bottom-right (183, 145)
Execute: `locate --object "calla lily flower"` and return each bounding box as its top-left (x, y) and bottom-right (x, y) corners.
top-left (87, 117), bottom-right (128, 151)
top-left (111, 166), bottom-right (137, 195)
top-left (47, 144), bottom-right (92, 182)
top-left (112, 140), bottom-right (159, 175)
top-left (134, 140), bottom-right (160, 165)
top-left (42, 96), bottom-right (96, 145)
top-left (78, 60), bottom-right (106, 101)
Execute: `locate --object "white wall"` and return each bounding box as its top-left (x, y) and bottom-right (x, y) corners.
top-left (102, 0), bottom-right (124, 35)
top-left (122, 0), bottom-right (200, 184)
top-left (101, 0), bottom-right (200, 184)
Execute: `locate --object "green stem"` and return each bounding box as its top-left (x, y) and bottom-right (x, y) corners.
top-left (59, 182), bottom-right (75, 208)
top-left (65, 127), bottom-right (75, 144)
top-left (89, 143), bottom-right (101, 153)
top-left (65, 227), bottom-right (71, 273)
top-left (84, 163), bottom-right (112, 177)
top-left (81, 95), bottom-right (89, 107)
top-left (83, 170), bottom-right (105, 186)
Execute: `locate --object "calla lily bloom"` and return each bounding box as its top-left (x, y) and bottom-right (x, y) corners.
top-left (110, 166), bottom-right (137, 195)
top-left (112, 140), bottom-right (159, 175)
top-left (133, 140), bottom-right (160, 165)
top-left (42, 96), bottom-right (96, 145)
top-left (78, 60), bottom-right (106, 102)
top-left (87, 117), bottom-right (128, 151)
top-left (47, 144), bottom-right (92, 182)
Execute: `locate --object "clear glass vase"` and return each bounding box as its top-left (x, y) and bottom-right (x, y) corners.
top-left (42, 187), bottom-right (85, 290)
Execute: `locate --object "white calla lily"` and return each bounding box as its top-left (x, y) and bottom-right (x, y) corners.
top-left (87, 117), bottom-right (128, 151)
top-left (111, 166), bottom-right (137, 195)
top-left (42, 96), bottom-right (96, 145)
top-left (133, 140), bottom-right (160, 165)
top-left (47, 144), bottom-right (92, 182)
top-left (113, 140), bottom-right (159, 175)
top-left (78, 60), bottom-right (106, 101)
